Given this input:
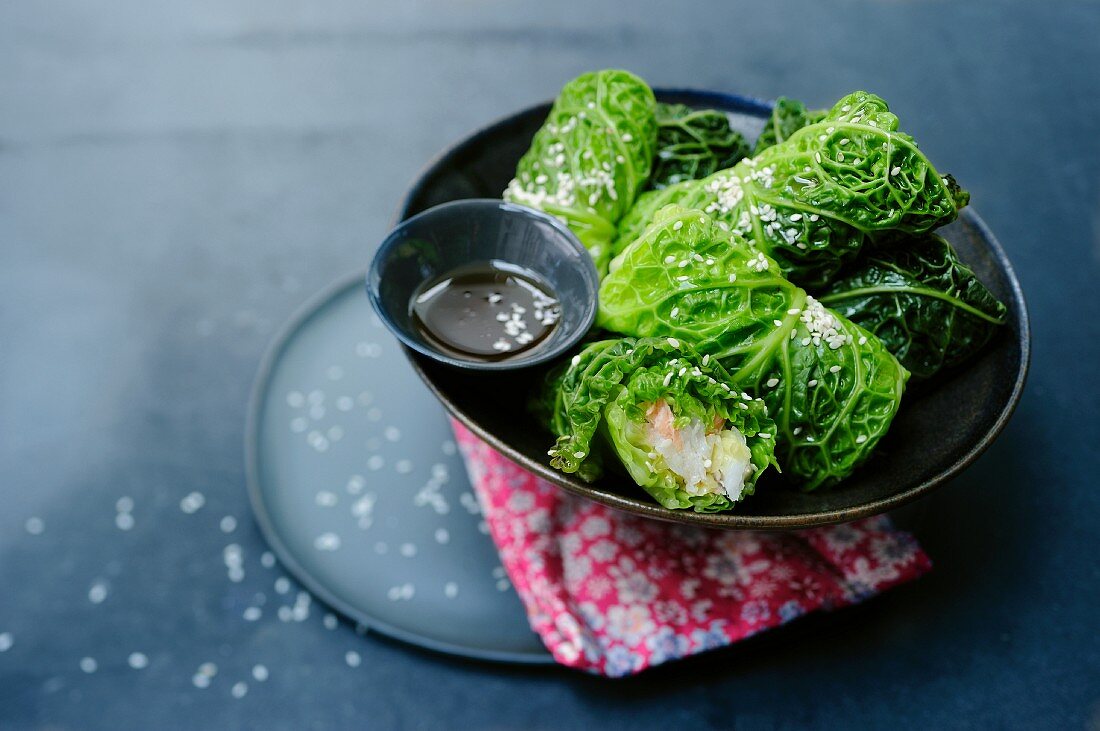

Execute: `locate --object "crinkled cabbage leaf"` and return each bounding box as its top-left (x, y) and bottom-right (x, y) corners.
top-left (613, 91), bottom-right (969, 288)
top-left (647, 103), bottom-right (750, 190)
top-left (819, 234), bottom-right (1007, 379)
top-left (753, 97), bottom-right (825, 154)
top-left (600, 205), bottom-right (909, 490)
top-left (504, 70), bottom-right (657, 276)
top-left (539, 336), bottom-right (777, 512)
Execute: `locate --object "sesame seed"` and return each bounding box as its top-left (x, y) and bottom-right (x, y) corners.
top-left (766, 378), bottom-right (780, 387)
top-left (856, 435), bottom-right (868, 444)
top-left (858, 336), bottom-right (868, 345)
top-left (670, 307), bottom-right (680, 318)
top-left (773, 319), bottom-right (784, 327)
top-left (667, 338), bottom-right (680, 348)
top-left (829, 365), bottom-right (842, 373)
top-left (701, 354), bottom-right (710, 365)
top-left (673, 220), bottom-right (683, 230)
top-left (808, 379), bottom-right (818, 387)
top-left (573, 451), bottom-right (585, 459)
top-left (663, 372), bottom-right (673, 387)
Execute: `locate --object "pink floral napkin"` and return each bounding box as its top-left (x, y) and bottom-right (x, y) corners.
top-left (452, 421), bottom-right (931, 677)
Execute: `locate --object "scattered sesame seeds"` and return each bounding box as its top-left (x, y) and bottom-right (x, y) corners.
top-left (808, 379), bottom-right (818, 387)
top-left (220, 515), bottom-right (238, 533)
top-left (231, 682), bottom-right (249, 699)
top-left (676, 275), bottom-right (690, 282)
top-left (766, 378), bottom-right (780, 387)
top-left (856, 435), bottom-right (868, 444)
top-left (702, 354), bottom-right (710, 365)
top-left (243, 607), bottom-right (262, 621)
top-left (434, 528), bottom-right (450, 544)
top-left (664, 255), bottom-right (676, 264)
top-left (252, 664), bottom-right (269, 682)
top-left (274, 577), bottom-right (291, 594)
top-left (663, 372), bottom-right (673, 387)
top-left (891, 166), bottom-right (902, 176)
top-left (314, 533), bottom-right (341, 551)
top-left (793, 427), bottom-right (803, 435)
top-left (345, 651), bottom-right (362, 668)
top-left (128, 652), bottom-right (149, 670)
top-left (858, 335), bottom-right (868, 345)
top-left (88, 580), bottom-right (109, 604)
top-left (773, 319), bottom-right (784, 327)
top-left (670, 307), bottom-right (680, 318)
top-left (180, 492), bottom-right (205, 514)
top-left (829, 365), bottom-right (842, 373)
top-left (80, 657), bottom-right (97, 673)
top-left (673, 220), bottom-right (683, 231)
top-left (115, 513), bottom-right (135, 531)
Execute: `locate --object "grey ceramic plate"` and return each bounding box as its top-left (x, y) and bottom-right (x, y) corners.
top-left (245, 272), bottom-right (551, 663)
top-left (397, 89), bottom-right (1031, 530)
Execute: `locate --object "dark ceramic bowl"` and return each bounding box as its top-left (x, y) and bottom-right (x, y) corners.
top-left (394, 89), bottom-right (1030, 529)
top-left (368, 199), bottom-right (598, 370)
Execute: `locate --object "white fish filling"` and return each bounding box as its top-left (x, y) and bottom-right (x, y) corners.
top-left (645, 402), bottom-right (754, 501)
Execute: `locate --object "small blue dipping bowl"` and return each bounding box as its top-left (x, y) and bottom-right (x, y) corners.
top-left (367, 199), bottom-right (599, 370)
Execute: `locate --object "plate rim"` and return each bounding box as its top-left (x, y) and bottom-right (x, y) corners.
top-left (395, 88), bottom-right (1032, 530)
top-left (244, 269), bottom-right (555, 665)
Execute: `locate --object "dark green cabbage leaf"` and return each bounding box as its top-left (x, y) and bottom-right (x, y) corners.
top-left (647, 103), bottom-right (750, 190)
top-left (753, 97), bottom-right (825, 154)
top-left (818, 234), bottom-right (1007, 379)
top-left (540, 336), bottom-right (777, 511)
top-left (600, 204), bottom-right (909, 490)
top-left (504, 70), bottom-right (657, 276)
top-left (613, 91), bottom-right (969, 289)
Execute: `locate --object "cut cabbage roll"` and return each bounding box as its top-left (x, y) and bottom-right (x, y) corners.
top-left (504, 70), bottom-right (657, 276)
top-left (540, 337), bottom-right (777, 512)
top-left (819, 234), bottom-right (1007, 380)
top-left (599, 205), bottom-right (909, 490)
top-left (613, 91), bottom-right (969, 289)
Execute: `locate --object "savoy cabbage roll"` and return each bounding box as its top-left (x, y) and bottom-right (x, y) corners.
top-left (647, 103), bottom-right (750, 190)
top-left (541, 337), bottom-right (778, 512)
top-left (613, 91), bottom-right (969, 288)
top-left (503, 70), bottom-right (658, 276)
top-left (753, 97), bottom-right (826, 154)
top-left (818, 234), bottom-right (1007, 380)
top-left (599, 205), bottom-right (909, 490)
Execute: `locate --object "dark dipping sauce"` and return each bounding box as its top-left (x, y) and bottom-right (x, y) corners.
top-left (410, 260), bottom-right (561, 362)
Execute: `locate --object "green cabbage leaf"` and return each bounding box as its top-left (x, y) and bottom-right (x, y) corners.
top-left (504, 70), bottom-right (657, 276)
top-left (753, 97), bottom-right (825, 154)
top-left (818, 234), bottom-right (1007, 379)
top-left (648, 103), bottom-right (750, 190)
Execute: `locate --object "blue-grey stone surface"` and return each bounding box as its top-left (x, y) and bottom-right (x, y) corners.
top-left (1, 1), bottom-right (1098, 728)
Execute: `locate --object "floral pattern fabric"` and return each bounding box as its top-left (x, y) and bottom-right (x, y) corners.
top-left (453, 421), bottom-right (931, 677)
